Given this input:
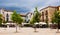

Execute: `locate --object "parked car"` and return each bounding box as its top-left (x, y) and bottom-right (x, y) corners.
top-left (32, 22), bottom-right (48, 28)
top-left (1, 23), bottom-right (7, 27)
top-left (50, 23), bottom-right (57, 29)
top-left (39, 22), bottom-right (48, 28)
top-left (24, 24), bottom-right (32, 27)
top-left (9, 24), bottom-right (15, 27)
top-left (22, 23), bottom-right (32, 27)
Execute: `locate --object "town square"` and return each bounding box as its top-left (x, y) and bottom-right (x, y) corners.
top-left (0, 0), bottom-right (60, 35)
top-left (0, 27), bottom-right (60, 35)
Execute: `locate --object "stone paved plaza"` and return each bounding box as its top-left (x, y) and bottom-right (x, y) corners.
top-left (0, 27), bottom-right (60, 35)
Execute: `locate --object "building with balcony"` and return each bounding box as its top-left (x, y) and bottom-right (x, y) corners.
top-left (40, 6), bottom-right (60, 24)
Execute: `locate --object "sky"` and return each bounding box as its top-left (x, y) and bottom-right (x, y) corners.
top-left (0, 0), bottom-right (60, 14)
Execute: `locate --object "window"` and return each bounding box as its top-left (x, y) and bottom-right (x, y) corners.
top-left (6, 13), bottom-right (9, 22)
top-left (42, 12), bottom-right (44, 22)
top-left (57, 7), bottom-right (59, 11)
top-left (45, 10), bottom-right (48, 23)
top-left (6, 14), bottom-right (9, 17)
top-left (45, 10), bottom-right (48, 15)
top-left (3, 12), bottom-right (4, 14)
top-left (45, 10), bottom-right (48, 17)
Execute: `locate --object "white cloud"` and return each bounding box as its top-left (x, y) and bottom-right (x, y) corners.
top-left (0, 0), bottom-right (60, 13)
top-left (45, 0), bottom-right (59, 6)
top-left (38, 0), bottom-right (60, 10)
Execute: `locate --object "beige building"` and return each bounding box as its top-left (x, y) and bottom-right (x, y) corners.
top-left (40, 6), bottom-right (60, 24)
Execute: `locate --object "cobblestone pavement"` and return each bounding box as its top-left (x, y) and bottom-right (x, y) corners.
top-left (0, 27), bottom-right (60, 35)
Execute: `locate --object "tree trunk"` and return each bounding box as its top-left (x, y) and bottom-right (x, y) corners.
top-left (19, 24), bottom-right (21, 30)
top-left (33, 25), bottom-right (37, 32)
top-left (34, 28), bottom-right (37, 32)
top-left (57, 22), bottom-right (60, 32)
top-left (15, 23), bottom-right (18, 32)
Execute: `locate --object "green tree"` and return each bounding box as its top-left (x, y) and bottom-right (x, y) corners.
top-left (11, 10), bottom-right (18, 32)
top-left (17, 14), bottom-right (23, 29)
top-left (30, 7), bottom-right (41, 32)
top-left (52, 10), bottom-right (60, 32)
top-left (34, 7), bottom-right (41, 22)
top-left (0, 14), bottom-right (2, 26)
top-left (11, 10), bottom-right (23, 32)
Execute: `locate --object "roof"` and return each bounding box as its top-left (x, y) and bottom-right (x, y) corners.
top-left (0, 8), bottom-right (13, 12)
top-left (4, 10), bottom-right (13, 12)
top-left (26, 12), bottom-right (32, 15)
top-left (20, 14), bottom-right (26, 17)
top-left (40, 6), bottom-right (60, 11)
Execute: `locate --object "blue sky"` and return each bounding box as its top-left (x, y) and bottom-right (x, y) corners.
top-left (0, 0), bottom-right (60, 14)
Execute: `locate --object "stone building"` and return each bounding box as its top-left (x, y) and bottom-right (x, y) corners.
top-left (40, 6), bottom-right (60, 24)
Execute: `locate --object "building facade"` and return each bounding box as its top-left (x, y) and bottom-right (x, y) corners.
top-left (0, 8), bottom-right (13, 22)
top-left (20, 14), bottom-right (26, 22)
top-left (0, 8), bottom-right (33, 23)
top-left (25, 12), bottom-right (33, 23)
top-left (40, 6), bottom-right (60, 24)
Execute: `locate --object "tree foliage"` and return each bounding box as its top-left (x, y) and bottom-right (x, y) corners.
top-left (17, 14), bottom-right (23, 24)
top-left (11, 10), bottom-right (23, 32)
top-left (0, 14), bottom-right (2, 25)
top-left (11, 10), bottom-right (18, 23)
top-left (11, 10), bottom-right (23, 24)
top-left (30, 7), bottom-right (41, 24)
top-left (51, 10), bottom-right (60, 24)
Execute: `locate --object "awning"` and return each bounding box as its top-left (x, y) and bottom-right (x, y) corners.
top-left (39, 22), bottom-right (46, 24)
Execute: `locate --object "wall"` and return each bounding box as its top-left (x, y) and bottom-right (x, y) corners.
top-left (40, 6), bottom-right (57, 24)
top-left (0, 9), bottom-right (13, 22)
